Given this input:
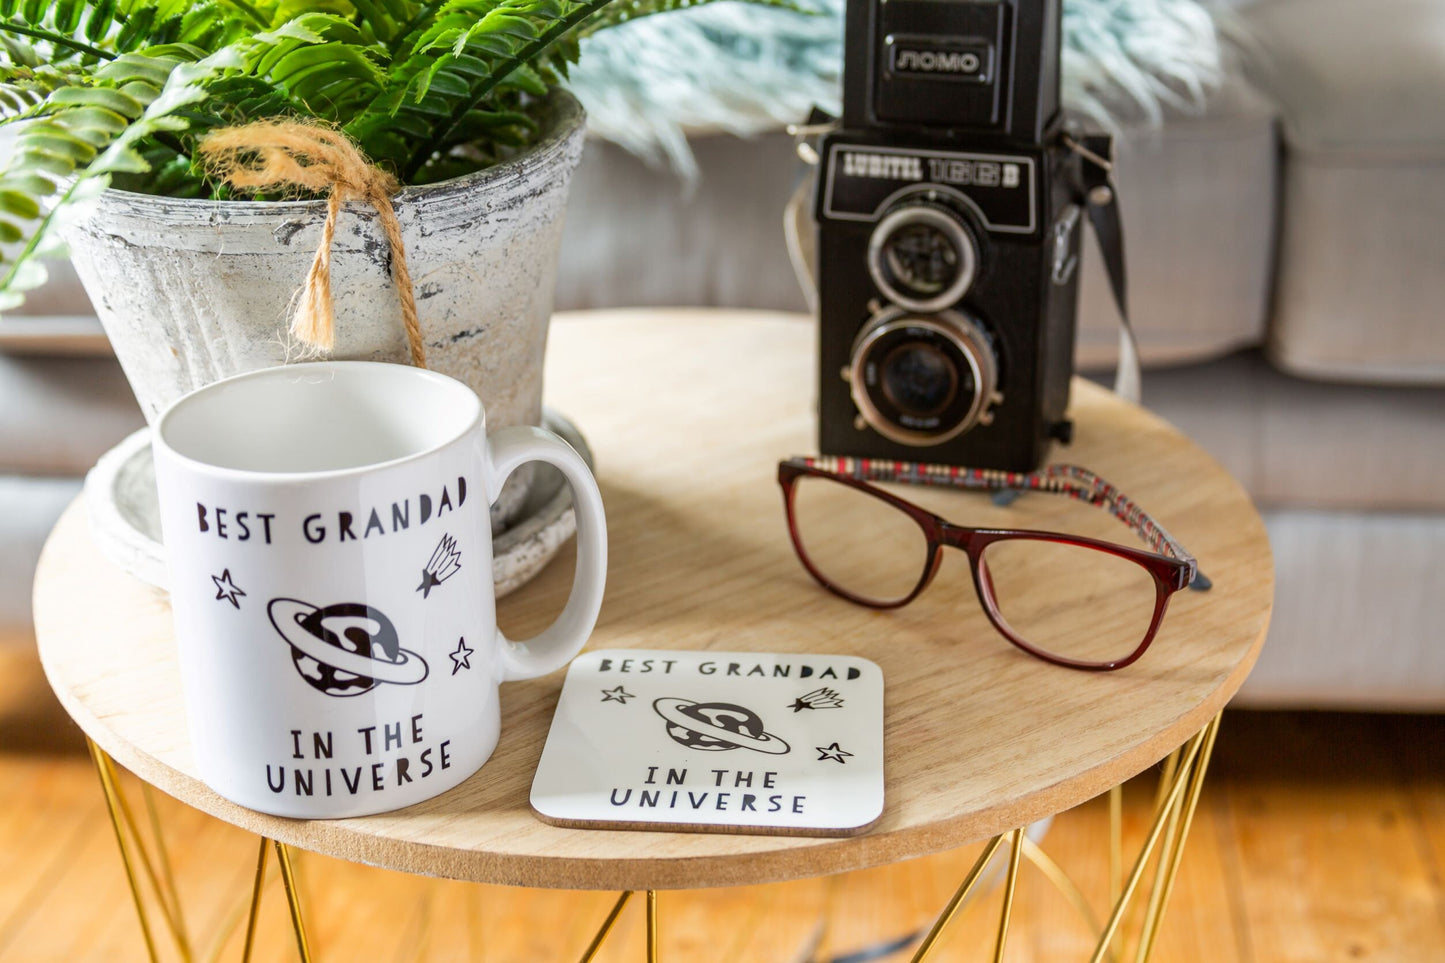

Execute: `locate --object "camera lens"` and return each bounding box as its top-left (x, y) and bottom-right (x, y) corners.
top-left (848, 307), bottom-right (1000, 446)
top-left (868, 202), bottom-right (977, 312)
top-left (880, 224), bottom-right (960, 300)
top-left (880, 341), bottom-right (959, 417)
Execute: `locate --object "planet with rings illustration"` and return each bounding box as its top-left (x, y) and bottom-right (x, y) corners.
top-left (268, 598), bottom-right (429, 696)
top-left (652, 698), bottom-right (791, 754)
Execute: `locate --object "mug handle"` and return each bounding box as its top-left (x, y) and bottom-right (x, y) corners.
top-left (485, 425), bottom-right (608, 682)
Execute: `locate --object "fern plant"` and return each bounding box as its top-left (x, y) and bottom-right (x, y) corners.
top-left (0, 0), bottom-right (781, 307)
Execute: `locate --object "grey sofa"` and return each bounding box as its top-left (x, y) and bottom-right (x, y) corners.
top-left (3, 0), bottom-right (1442, 708)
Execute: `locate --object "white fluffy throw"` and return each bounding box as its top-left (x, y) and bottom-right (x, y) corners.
top-left (568, 0), bottom-right (1230, 179)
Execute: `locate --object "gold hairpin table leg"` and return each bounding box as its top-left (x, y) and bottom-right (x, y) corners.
top-left (1109, 782), bottom-right (1123, 904)
top-left (991, 828), bottom-right (1025, 963)
top-left (241, 839), bottom-right (269, 963)
top-left (88, 739), bottom-right (162, 963)
top-left (576, 891), bottom-right (633, 963)
top-left (1096, 714), bottom-right (1220, 963)
top-left (905, 712), bottom-right (1222, 963)
top-left (909, 833), bottom-right (1008, 962)
top-left (1132, 715), bottom-right (1220, 963)
top-left (646, 889), bottom-right (659, 963)
top-left (274, 841), bottom-right (315, 963)
top-left (572, 888), bottom-right (659, 963)
top-left (88, 738), bottom-right (202, 962)
top-left (87, 740), bottom-right (318, 963)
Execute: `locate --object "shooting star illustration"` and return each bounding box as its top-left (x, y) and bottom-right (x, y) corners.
top-left (789, 687), bottom-right (845, 713)
top-left (417, 533), bottom-right (462, 598)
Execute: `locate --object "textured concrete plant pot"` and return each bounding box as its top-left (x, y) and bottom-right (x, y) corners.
top-left (63, 92), bottom-right (587, 530)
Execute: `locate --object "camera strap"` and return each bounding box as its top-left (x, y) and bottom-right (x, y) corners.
top-left (1068, 132), bottom-right (1143, 405)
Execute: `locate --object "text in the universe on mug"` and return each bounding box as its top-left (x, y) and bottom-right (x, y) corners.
top-left (268, 712), bottom-right (455, 799)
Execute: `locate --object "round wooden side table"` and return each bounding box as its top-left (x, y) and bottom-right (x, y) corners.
top-left (35, 309), bottom-right (1273, 963)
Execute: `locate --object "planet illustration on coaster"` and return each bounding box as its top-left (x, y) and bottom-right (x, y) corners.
top-left (268, 598), bottom-right (428, 697)
top-left (652, 698), bottom-right (791, 755)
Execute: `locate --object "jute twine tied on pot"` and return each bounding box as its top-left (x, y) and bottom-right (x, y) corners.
top-left (198, 120), bottom-right (428, 368)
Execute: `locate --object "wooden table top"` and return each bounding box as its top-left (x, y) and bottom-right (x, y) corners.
top-left (35, 309), bottom-right (1273, 891)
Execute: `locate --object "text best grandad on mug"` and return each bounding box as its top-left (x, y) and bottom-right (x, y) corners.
top-left (152, 361), bottom-right (607, 818)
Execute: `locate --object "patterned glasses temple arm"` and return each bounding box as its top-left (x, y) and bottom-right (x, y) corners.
top-left (787, 456), bottom-right (1209, 591)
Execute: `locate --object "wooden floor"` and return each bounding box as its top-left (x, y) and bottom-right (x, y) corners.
top-left (1, 641), bottom-right (1441, 963)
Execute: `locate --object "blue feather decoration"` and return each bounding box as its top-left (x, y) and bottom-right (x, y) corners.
top-left (569, 0), bottom-right (1232, 179)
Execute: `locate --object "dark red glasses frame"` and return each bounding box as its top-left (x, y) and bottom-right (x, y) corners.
top-left (777, 456), bottom-right (1206, 671)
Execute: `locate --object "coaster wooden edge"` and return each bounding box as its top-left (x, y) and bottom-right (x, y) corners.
top-left (528, 800), bottom-right (885, 838)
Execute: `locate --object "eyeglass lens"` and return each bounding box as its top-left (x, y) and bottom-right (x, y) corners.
top-left (789, 473), bottom-right (930, 605)
top-left (979, 538), bottom-right (1159, 665)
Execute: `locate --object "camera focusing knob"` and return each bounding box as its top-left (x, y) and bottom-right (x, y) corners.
top-left (977, 390), bottom-right (1004, 426)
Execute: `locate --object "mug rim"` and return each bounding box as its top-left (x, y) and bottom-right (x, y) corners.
top-left (153, 361), bottom-right (483, 483)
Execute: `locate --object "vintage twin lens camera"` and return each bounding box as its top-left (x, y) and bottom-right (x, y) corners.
top-left (815, 0), bottom-right (1093, 471)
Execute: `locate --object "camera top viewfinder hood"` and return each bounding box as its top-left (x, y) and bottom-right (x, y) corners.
top-left (842, 0), bottom-right (1063, 144)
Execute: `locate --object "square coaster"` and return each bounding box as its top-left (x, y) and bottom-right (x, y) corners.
top-left (530, 649), bottom-right (885, 836)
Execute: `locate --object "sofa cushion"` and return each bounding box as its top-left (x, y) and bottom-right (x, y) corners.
top-left (1242, 0), bottom-right (1445, 155)
top-left (1073, 76), bottom-right (1277, 368)
top-left (1235, 508), bottom-right (1445, 710)
top-left (1130, 350), bottom-right (1445, 511)
top-left (1242, 0), bottom-right (1445, 383)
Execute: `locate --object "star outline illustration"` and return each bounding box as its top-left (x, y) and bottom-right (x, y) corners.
top-left (449, 637), bottom-right (474, 675)
top-left (816, 742), bottom-right (854, 764)
top-left (600, 685), bottom-right (634, 705)
top-left (212, 569), bottom-right (245, 609)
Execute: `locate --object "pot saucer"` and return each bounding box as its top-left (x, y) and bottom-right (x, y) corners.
top-left (83, 409), bottom-right (592, 599)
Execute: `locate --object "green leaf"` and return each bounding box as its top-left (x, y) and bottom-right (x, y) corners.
top-left (59, 105), bottom-right (132, 134)
top-left (136, 43), bottom-right (210, 62)
top-left (17, 148), bottom-right (77, 177)
top-left (19, 0), bottom-right (47, 26)
top-left (23, 129), bottom-right (101, 159)
top-left (416, 59), bottom-right (471, 100)
top-left (85, 0), bottom-right (119, 42)
top-left (0, 173), bottom-right (57, 195)
top-left (54, 0), bottom-right (84, 33)
top-left (0, 191), bottom-right (38, 218)
top-left (6, 257), bottom-right (50, 293)
top-left (515, 62), bottom-right (548, 93)
top-left (49, 86), bottom-right (147, 117)
top-left (114, 5), bottom-right (156, 50)
top-left (96, 54), bottom-right (174, 87)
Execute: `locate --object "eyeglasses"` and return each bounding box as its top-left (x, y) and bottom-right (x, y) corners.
top-left (777, 456), bottom-right (1208, 671)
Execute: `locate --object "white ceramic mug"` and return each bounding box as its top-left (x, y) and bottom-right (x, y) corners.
top-left (152, 361), bottom-right (606, 818)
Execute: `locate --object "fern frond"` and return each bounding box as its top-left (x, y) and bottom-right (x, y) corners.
top-left (0, 60), bottom-right (75, 120)
top-left (234, 14), bottom-right (386, 122)
top-left (0, 45), bottom-right (230, 298)
top-left (0, 18), bottom-right (114, 59)
top-left (398, 0), bottom-right (605, 178)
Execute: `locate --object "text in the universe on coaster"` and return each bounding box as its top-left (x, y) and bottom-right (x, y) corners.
top-left (530, 649), bottom-right (884, 836)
